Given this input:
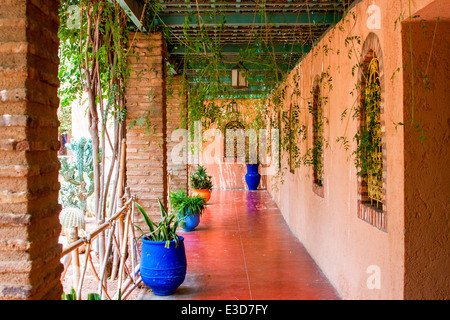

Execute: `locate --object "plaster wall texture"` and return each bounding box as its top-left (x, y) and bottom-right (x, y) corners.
top-left (266, 0), bottom-right (439, 300)
top-left (402, 0), bottom-right (450, 299)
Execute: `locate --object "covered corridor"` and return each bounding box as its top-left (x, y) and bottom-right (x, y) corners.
top-left (0, 0), bottom-right (449, 300)
top-left (139, 190), bottom-right (340, 300)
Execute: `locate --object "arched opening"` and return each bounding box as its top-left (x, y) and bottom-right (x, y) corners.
top-left (358, 51), bottom-right (383, 210)
top-left (312, 84), bottom-right (323, 188)
top-left (356, 33), bottom-right (387, 232)
top-left (223, 121), bottom-right (245, 163)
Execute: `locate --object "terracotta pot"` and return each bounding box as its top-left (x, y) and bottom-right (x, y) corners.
top-left (192, 189), bottom-right (211, 203)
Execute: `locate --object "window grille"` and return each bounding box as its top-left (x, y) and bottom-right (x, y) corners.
top-left (361, 56), bottom-right (383, 210)
top-left (224, 121), bottom-right (245, 161)
top-left (312, 85), bottom-right (323, 186)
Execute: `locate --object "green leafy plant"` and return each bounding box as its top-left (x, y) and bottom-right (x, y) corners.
top-left (170, 189), bottom-right (206, 219)
top-left (308, 85), bottom-right (325, 187)
top-left (353, 57), bottom-right (382, 182)
top-left (190, 165), bottom-right (213, 191)
top-left (61, 288), bottom-right (102, 300)
top-left (134, 199), bottom-right (181, 248)
top-left (58, 0), bottom-right (132, 224)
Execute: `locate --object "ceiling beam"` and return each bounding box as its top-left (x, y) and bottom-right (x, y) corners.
top-left (156, 11), bottom-right (341, 27)
top-left (116, 0), bottom-right (146, 31)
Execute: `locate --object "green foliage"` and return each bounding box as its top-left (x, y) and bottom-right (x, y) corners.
top-left (59, 137), bottom-right (95, 213)
top-left (190, 165), bottom-right (213, 190)
top-left (57, 0), bottom-right (131, 139)
top-left (134, 199), bottom-right (181, 249)
top-left (143, 0), bottom-right (306, 135)
top-left (61, 288), bottom-right (101, 300)
top-left (353, 57), bottom-right (382, 181)
top-left (61, 288), bottom-right (77, 300)
top-left (170, 189), bottom-right (206, 218)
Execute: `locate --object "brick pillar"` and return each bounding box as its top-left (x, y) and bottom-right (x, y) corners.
top-left (0, 0), bottom-right (63, 299)
top-left (125, 32), bottom-right (168, 221)
top-left (166, 75), bottom-right (188, 195)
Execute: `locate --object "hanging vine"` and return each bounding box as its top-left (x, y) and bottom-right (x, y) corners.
top-left (57, 0), bottom-right (438, 200)
top-left (58, 0), bottom-right (141, 276)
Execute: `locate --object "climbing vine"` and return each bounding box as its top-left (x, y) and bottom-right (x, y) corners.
top-left (354, 57), bottom-right (382, 181)
top-left (57, 0), bottom-right (438, 197)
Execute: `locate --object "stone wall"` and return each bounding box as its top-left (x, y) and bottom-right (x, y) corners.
top-left (0, 0), bottom-right (63, 299)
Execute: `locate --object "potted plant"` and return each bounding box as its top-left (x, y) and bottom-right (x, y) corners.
top-left (190, 165), bottom-right (213, 202)
top-left (170, 189), bottom-right (206, 232)
top-left (134, 199), bottom-right (186, 296)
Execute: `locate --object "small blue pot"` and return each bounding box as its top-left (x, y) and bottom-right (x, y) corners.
top-left (179, 209), bottom-right (201, 231)
top-left (140, 236), bottom-right (187, 296)
top-left (245, 164), bottom-right (261, 190)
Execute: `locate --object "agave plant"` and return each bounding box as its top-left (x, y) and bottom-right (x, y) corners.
top-left (170, 189), bottom-right (206, 219)
top-left (134, 199), bottom-right (180, 248)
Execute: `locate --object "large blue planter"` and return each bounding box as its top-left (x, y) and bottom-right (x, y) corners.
top-left (245, 164), bottom-right (261, 190)
top-left (179, 209), bottom-right (200, 232)
top-left (140, 236), bottom-right (187, 296)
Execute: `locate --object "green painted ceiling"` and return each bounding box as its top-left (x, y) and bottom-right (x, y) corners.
top-left (121, 0), bottom-right (356, 98)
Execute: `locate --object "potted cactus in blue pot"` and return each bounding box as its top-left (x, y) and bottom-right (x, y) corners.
top-left (170, 189), bottom-right (206, 232)
top-left (134, 199), bottom-right (186, 296)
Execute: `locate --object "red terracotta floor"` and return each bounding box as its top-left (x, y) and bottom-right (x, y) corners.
top-left (139, 190), bottom-right (340, 300)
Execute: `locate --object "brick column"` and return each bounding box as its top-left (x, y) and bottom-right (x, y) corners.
top-left (0, 0), bottom-right (63, 299)
top-left (125, 32), bottom-right (168, 221)
top-left (166, 75), bottom-right (188, 195)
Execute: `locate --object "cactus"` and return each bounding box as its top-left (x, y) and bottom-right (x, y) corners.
top-left (59, 137), bottom-right (95, 214)
top-left (59, 206), bottom-right (86, 239)
top-left (60, 207), bottom-right (85, 230)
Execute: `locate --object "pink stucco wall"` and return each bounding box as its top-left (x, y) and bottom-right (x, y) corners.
top-left (402, 0), bottom-right (450, 299)
top-left (265, 0), bottom-right (438, 300)
top-left (202, 136), bottom-right (268, 191)
top-left (199, 99), bottom-right (268, 190)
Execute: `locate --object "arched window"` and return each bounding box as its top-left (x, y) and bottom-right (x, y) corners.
top-left (358, 52), bottom-right (383, 210)
top-left (224, 121), bottom-right (245, 162)
top-left (356, 33), bottom-right (387, 232)
top-left (289, 103), bottom-right (295, 173)
top-left (312, 84), bottom-right (323, 188)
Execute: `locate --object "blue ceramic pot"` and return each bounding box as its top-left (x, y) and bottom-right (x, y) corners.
top-left (140, 236), bottom-right (187, 296)
top-left (179, 210), bottom-right (200, 232)
top-left (245, 164), bottom-right (261, 190)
